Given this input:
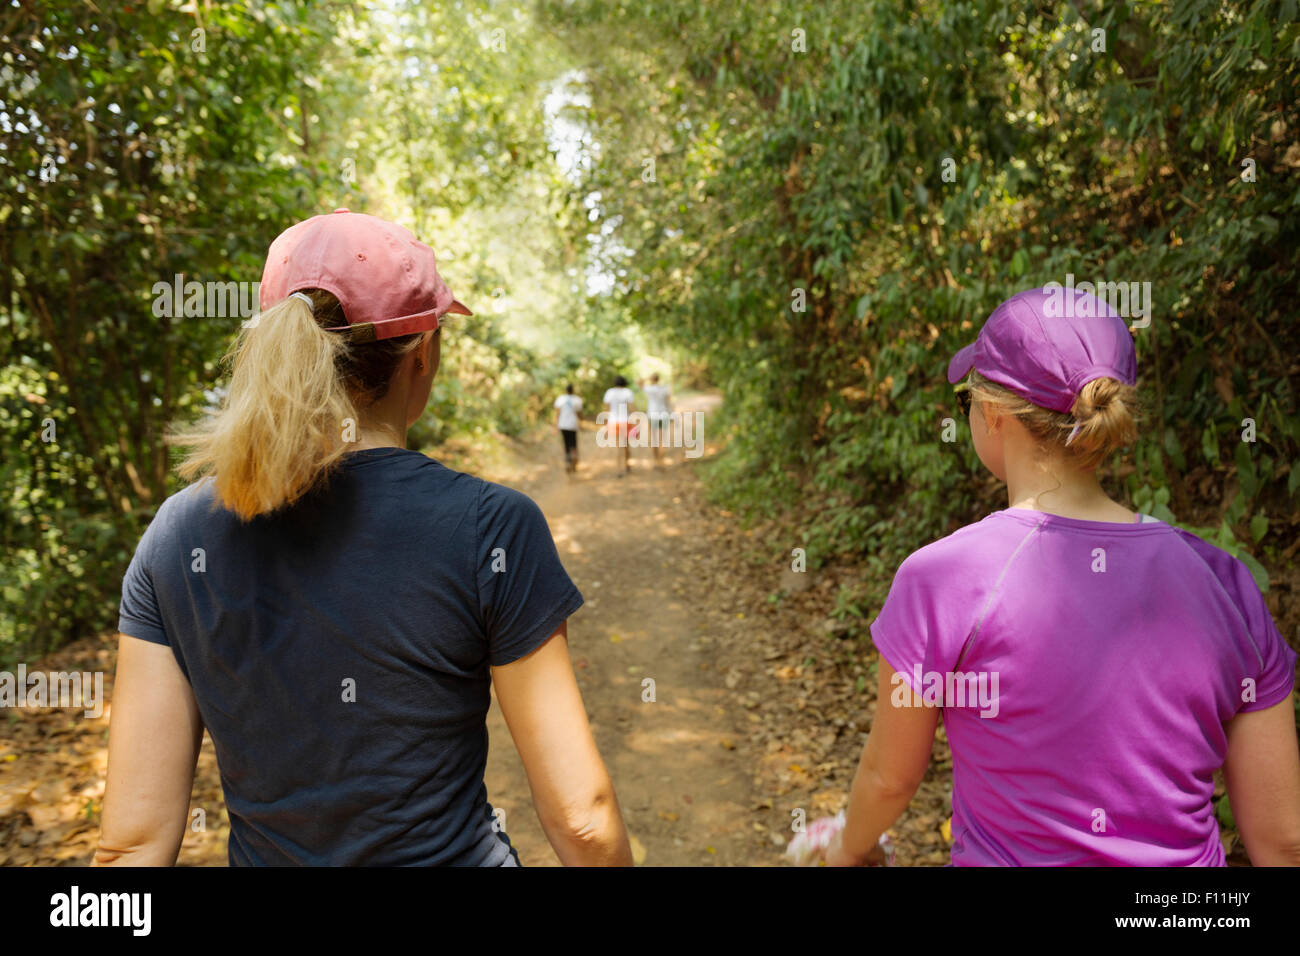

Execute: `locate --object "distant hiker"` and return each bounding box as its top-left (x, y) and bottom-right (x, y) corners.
top-left (821, 287), bottom-right (1299, 867)
top-left (99, 210), bottom-right (632, 867)
top-left (642, 372), bottom-right (674, 464)
top-left (602, 374), bottom-right (636, 477)
top-left (554, 384), bottom-right (583, 473)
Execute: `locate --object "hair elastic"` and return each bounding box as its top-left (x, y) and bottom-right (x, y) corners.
top-left (289, 291), bottom-right (314, 309)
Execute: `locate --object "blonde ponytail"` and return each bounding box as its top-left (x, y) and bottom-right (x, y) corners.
top-left (168, 290), bottom-right (422, 521)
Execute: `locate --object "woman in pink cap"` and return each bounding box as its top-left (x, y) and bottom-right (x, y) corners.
top-left (96, 210), bottom-right (632, 866)
top-left (823, 287), bottom-right (1299, 867)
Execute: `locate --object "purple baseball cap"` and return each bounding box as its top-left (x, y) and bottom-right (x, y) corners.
top-left (946, 287), bottom-right (1137, 413)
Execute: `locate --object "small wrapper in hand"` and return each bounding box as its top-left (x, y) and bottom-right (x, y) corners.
top-left (785, 811), bottom-right (897, 866)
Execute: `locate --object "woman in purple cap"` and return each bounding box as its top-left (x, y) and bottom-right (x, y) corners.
top-left (96, 211), bottom-right (632, 866)
top-left (824, 287), bottom-right (1299, 867)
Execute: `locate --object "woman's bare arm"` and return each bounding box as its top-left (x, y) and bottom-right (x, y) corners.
top-left (829, 655), bottom-right (939, 865)
top-left (1224, 694), bottom-right (1300, 866)
top-left (491, 622), bottom-right (633, 865)
top-left (94, 635), bottom-right (203, 865)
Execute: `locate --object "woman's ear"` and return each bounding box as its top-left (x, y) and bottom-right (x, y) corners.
top-left (427, 328), bottom-right (441, 377)
top-left (977, 401), bottom-right (1000, 434)
top-left (415, 329), bottom-right (440, 376)
top-left (404, 330), bottom-right (440, 429)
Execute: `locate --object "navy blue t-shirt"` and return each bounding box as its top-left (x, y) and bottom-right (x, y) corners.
top-left (117, 447), bottom-right (583, 865)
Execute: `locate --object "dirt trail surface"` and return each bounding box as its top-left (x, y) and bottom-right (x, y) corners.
top-left (479, 393), bottom-right (763, 866)
top-left (0, 391), bottom-right (984, 867)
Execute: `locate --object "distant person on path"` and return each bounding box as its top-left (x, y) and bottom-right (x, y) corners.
top-left (602, 375), bottom-right (636, 477)
top-left (823, 287), bottom-right (1300, 867)
top-left (97, 210), bottom-right (632, 867)
top-left (641, 373), bottom-right (674, 464)
top-left (554, 384), bottom-right (583, 474)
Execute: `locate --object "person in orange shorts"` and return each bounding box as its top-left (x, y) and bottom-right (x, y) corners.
top-left (602, 375), bottom-right (636, 477)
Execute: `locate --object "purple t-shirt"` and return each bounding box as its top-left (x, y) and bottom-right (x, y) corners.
top-left (870, 508), bottom-right (1296, 866)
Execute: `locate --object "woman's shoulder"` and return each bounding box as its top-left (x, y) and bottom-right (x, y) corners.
top-left (150, 479), bottom-right (216, 527)
top-left (341, 448), bottom-right (482, 496)
top-left (898, 513), bottom-right (1034, 577)
top-left (124, 480), bottom-right (219, 562)
top-left (875, 516), bottom-right (1033, 630)
top-left (1163, 525), bottom-right (1269, 617)
top-left (472, 477), bottom-right (546, 525)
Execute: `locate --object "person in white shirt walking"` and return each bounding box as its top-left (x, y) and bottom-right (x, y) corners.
top-left (641, 373), bottom-right (673, 464)
top-left (602, 375), bottom-right (636, 477)
top-left (554, 385), bottom-right (584, 473)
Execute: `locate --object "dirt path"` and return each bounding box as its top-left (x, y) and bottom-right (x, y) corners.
top-left (478, 394), bottom-right (765, 865)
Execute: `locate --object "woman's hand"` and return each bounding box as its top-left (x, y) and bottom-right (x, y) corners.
top-left (824, 829), bottom-right (888, 867)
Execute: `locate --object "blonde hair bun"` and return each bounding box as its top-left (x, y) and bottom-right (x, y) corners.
top-left (968, 371), bottom-right (1139, 469)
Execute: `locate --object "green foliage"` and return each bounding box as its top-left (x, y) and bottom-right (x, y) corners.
top-left (1214, 793), bottom-right (1236, 832)
top-left (542, 0), bottom-right (1299, 632)
top-left (0, 0), bottom-right (626, 661)
top-left (2, 0), bottom-right (339, 663)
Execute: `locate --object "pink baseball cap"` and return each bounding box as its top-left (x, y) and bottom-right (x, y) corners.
top-left (259, 208), bottom-right (471, 342)
top-left (946, 287), bottom-right (1137, 413)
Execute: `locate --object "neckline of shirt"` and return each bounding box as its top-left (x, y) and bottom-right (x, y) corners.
top-left (996, 507), bottom-right (1169, 532)
top-left (340, 446), bottom-right (426, 466)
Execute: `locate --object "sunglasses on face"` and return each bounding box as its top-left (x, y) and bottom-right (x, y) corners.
top-left (955, 383), bottom-right (973, 417)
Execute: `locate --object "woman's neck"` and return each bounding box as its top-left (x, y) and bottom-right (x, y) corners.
top-left (350, 392), bottom-right (410, 451)
top-left (352, 428), bottom-right (405, 451)
top-left (1005, 460), bottom-right (1134, 523)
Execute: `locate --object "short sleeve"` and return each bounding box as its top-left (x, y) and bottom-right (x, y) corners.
top-left (602, 389), bottom-right (613, 404)
top-left (869, 544), bottom-right (985, 693)
top-left (118, 510), bottom-right (170, 646)
top-left (1172, 529), bottom-right (1297, 713)
top-left (575, 397), bottom-right (583, 411)
top-left (553, 396), bottom-right (564, 409)
top-left (1239, 611), bottom-right (1298, 712)
top-left (476, 482), bottom-right (584, 666)
top-left (1216, 553), bottom-right (1296, 713)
